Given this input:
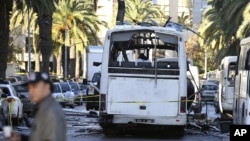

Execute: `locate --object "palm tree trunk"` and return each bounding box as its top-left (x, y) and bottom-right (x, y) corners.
top-left (75, 50), bottom-right (80, 78)
top-left (56, 49), bottom-right (62, 75)
top-left (69, 39), bottom-right (76, 78)
top-left (0, 0), bottom-right (12, 78)
top-left (52, 55), bottom-right (57, 74)
top-left (33, 30), bottom-right (40, 72)
top-left (83, 48), bottom-right (87, 78)
top-left (34, 52), bottom-right (40, 72)
top-left (39, 12), bottom-right (53, 74)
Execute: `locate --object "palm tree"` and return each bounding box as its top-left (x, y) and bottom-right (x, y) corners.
top-left (124, 0), bottom-right (165, 25)
top-left (178, 12), bottom-right (192, 28)
top-left (236, 2), bottom-right (250, 38)
top-left (219, 0), bottom-right (249, 42)
top-left (0, 0), bottom-right (13, 78)
top-left (16, 0), bottom-right (57, 73)
top-left (0, 0), bottom-right (55, 77)
top-left (52, 0), bottom-right (106, 78)
top-left (198, 0), bottom-right (250, 64)
top-left (10, 2), bottom-right (41, 72)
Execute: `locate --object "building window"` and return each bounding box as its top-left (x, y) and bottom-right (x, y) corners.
top-left (202, 0), bottom-right (208, 8)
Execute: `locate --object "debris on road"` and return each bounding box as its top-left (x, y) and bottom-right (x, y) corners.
top-left (63, 109), bottom-right (99, 117)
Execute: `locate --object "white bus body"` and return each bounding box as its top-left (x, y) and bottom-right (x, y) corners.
top-left (233, 36), bottom-right (250, 124)
top-left (187, 65), bottom-right (200, 92)
top-left (207, 70), bottom-right (218, 80)
top-left (99, 25), bottom-right (187, 135)
top-left (86, 46), bottom-right (103, 81)
top-left (217, 56), bottom-right (237, 114)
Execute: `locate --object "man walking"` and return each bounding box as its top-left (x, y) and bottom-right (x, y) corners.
top-left (8, 72), bottom-right (66, 141)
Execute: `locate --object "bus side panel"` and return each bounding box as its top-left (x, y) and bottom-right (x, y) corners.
top-left (107, 77), bottom-right (179, 117)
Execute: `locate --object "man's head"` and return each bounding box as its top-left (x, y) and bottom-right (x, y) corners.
top-left (24, 72), bottom-right (52, 103)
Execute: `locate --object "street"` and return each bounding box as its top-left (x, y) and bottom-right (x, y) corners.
top-left (0, 103), bottom-right (230, 141)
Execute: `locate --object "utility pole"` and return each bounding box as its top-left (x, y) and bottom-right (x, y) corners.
top-left (64, 0), bottom-right (68, 78)
top-left (28, 8), bottom-right (31, 74)
top-left (204, 47), bottom-right (208, 79)
top-left (64, 27), bottom-right (68, 78)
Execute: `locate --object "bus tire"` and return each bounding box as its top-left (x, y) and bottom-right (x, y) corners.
top-left (165, 126), bottom-right (185, 137)
top-left (172, 126), bottom-right (185, 137)
top-left (102, 125), bottom-right (122, 137)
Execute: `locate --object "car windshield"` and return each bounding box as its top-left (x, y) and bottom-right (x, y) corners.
top-left (13, 85), bottom-right (28, 92)
top-left (12, 76), bottom-right (22, 81)
top-left (53, 84), bottom-right (61, 93)
top-left (92, 73), bottom-right (101, 82)
top-left (60, 83), bottom-right (71, 92)
top-left (6, 78), bottom-right (16, 83)
top-left (70, 83), bottom-right (79, 91)
top-left (0, 87), bottom-right (11, 96)
top-left (78, 84), bottom-right (86, 90)
top-left (202, 85), bottom-right (218, 90)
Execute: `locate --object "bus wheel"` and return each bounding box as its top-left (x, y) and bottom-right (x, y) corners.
top-left (168, 126), bottom-right (185, 137)
top-left (176, 126), bottom-right (185, 136)
top-left (102, 125), bottom-right (122, 137)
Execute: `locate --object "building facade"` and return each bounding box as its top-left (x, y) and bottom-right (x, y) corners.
top-left (153, 0), bottom-right (208, 27)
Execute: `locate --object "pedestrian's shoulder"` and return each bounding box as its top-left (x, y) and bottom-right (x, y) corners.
top-left (46, 103), bottom-right (65, 121)
top-left (44, 98), bottom-right (64, 115)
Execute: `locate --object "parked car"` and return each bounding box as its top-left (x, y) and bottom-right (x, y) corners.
top-left (201, 83), bottom-right (218, 102)
top-left (0, 90), bottom-right (9, 129)
top-left (59, 82), bottom-right (75, 108)
top-left (6, 77), bottom-right (19, 83)
top-left (52, 83), bottom-right (65, 107)
top-left (203, 80), bottom-right (219, 85)
top-left (12, 83), bottom-right (34, 115)
top-left (9, 75), bottom-right (28, 82)
top-left (0, 79), bottom-right (11, 85)
top-left (0, 84), bottom-right (23, 125)
top-left (78, 83), bottom-right (88, 96)
top-left (69, 82), bottom-right (83, 105)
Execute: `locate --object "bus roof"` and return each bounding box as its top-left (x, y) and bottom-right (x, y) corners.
top-left (240, 36), bottom-right (250, 46)
top-left (221, 56), bottom-right (237, 64)
top-left (108, 25), bottom-right (183, 38)
top-left (87, 46), bottom-right (103, 53)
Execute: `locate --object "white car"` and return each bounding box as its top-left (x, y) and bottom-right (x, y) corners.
top-left (0, 84), bottom-right (23, 126)
top-left (201, 83), bottom-right (218, 102)
top-left (52, 83), bottom-right (65, 107)
top-left (59, 82), bottom-right (75, 108)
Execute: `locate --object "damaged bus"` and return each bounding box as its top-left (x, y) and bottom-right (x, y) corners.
top-left (99, 24), bottom-right (188, 136)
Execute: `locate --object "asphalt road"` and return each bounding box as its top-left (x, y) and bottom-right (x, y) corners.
top-left (67, 134), bottom-right (228, 141)
top-left (0, 103), bottom-right (230, 141)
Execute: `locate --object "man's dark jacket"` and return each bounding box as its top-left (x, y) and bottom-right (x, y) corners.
top-left (22, 96), bottom-right (66, 141)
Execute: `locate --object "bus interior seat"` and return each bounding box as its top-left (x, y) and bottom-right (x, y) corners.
top-left (109, 61), bottom-right (120, 67)
top-left (137, 62), bottom-right (152, 68)
top-left (121, 62), bottom-right (135, 67)
top-left (157, 62), bottom-right (179, 69)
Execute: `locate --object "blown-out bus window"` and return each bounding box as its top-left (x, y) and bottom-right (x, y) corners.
top-left (108, 30), bottom-right (179, 75)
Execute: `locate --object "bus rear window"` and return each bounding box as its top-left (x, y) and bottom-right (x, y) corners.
top-left (108, 30), bottom-right (179, 75)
